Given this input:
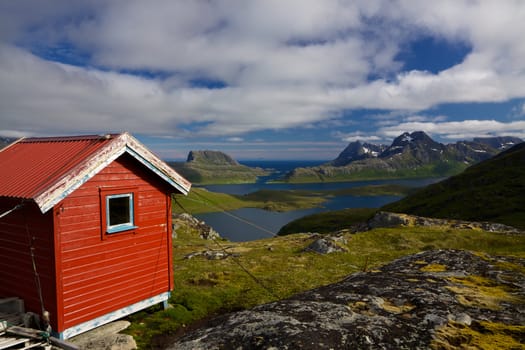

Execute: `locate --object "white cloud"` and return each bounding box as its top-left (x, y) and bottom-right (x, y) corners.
top-left (333, 131), bottom-right (383, 143)
top-left (379, 119), bottom-right (525, 140)
top-left (226, 137), bottom-right (244, 142)
top-left (1, 0), bottom-right (525, 140)
top-left (402, 115), bottom-right (448, 123)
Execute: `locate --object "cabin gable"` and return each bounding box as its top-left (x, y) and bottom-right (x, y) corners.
top-left (54, 153), bottom-right (174, 334)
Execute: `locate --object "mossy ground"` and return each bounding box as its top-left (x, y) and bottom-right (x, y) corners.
top-left (125, 225), bottom-right (525, 349)
top-left (420, 263), bottom-right (448, 272)
top-left (446, 275), bottom-right (523, 310)
top-left (432, 321), bottom-right (525, 349)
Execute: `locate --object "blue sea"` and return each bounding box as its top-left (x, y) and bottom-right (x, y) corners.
top-left (194, 160), bottom-right (442, 242)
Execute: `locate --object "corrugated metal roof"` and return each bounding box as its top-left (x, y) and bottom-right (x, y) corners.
top-left (0, 134), bottom-right (116, 200)
top-left (0, 133), bottom-right (191, 212)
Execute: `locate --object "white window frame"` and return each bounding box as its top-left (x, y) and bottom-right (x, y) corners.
top-left (106, 193), bottom-right (137, 234)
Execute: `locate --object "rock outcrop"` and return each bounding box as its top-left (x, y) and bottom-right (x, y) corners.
top-left (367, 211), bottom-right (522, 233)
top-left (69, 321), bottom-right (136, 350)
top-left (168, 249), bottom-right (525, 349)
top-left (172, 213), bottom-right (222, 240)
top-left (303, 235), bottom-right (348, 254)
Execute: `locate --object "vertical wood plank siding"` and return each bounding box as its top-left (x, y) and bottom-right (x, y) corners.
top-left (0, 200), bottom-right (58, 326)
top-left (56, 154), bottom-right (173, 330)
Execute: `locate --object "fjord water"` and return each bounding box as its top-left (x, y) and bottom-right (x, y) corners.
top-left (195, 160), bottom-right (441, 242)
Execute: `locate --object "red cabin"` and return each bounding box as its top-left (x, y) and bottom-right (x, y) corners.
top-left (0, 133), bottom-right (191, 339)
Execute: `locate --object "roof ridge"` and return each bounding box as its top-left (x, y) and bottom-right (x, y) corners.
top-left (20, 134), bottom-right (121, 143)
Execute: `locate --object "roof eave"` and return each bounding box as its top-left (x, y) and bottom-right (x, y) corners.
top-left (33, 133), bottom-right (191, 213)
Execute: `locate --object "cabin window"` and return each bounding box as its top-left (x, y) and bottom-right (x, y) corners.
top-left (100, 187), bottom-right (139, 235)
top-left (106, 194), bottom-right (135, 233)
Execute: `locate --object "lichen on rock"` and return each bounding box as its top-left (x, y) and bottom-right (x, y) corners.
top-left (168, 249), bottom-right (525, 349)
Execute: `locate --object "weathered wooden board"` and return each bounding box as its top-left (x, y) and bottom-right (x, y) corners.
top-left (0, 336), bottom-right (29, 350)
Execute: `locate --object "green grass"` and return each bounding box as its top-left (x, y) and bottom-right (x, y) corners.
top-left (278, 208), bottom-right (377, 235)
top-left (173, 188), bottom-right (257, 214)
top-left (327, 184), bottom-right (414, 196)
top-left (126, 225), bottom-right (525, 348)
top-left (173, 188), bottom-right (327, 214)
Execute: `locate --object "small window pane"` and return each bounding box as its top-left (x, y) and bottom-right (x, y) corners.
top-left (108, 196), bottom-right (131, 226)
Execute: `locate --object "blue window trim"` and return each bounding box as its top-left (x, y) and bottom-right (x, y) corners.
top-left (106, 193), bottom-right (137, 234)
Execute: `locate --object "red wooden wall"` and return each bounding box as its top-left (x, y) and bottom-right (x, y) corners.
top-left (0, 199), bottom-right (58, 325)
top-left (55, 153), bottom-right (173, 332)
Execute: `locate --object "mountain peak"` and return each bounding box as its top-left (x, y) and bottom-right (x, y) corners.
top-left (379, 131), bottom-right (443, 160)
top-left (187, 150), bottom-right (240, 166)
top-left (330, 141), bottom-right (385, 166)
top-left (473, 136), bottom-right (523, 150)
top-left (391, 131), bottom-right (434, 147)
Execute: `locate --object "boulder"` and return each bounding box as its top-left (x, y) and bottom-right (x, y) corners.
top-left (168, 249), bottom-right (525, 349)
top-left (303, 238), bottom-right (347, 254)
top-left (367, 211), bottom-right (409, 228)
top-left (184, 249), bottom-right (240, 260)
top-left (68, 321), bottom-right (136, 350)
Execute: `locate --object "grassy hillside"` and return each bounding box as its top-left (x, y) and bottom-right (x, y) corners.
top-left (126, 224), bottom-right (525, 348)
top-left (383, 143), bottom-right (525, 229)
top-left (125, 146), bottom-right (525, 348)
top-left (278, 208), bottom-right (377, 235)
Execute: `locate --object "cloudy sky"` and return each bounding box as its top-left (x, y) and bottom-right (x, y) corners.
top-left (1, 0), bottom-right (525, 160)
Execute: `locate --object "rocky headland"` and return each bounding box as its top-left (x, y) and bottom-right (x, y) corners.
top-left (168, 150), bottom-right (269, 184)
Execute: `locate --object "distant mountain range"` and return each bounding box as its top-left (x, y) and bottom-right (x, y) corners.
top-left (0, 137), bottom-right (16, 149)
top-left (168, 150), bottom-right (269, 184)
top-left (283, 131), bottom-right (522, 183)
top-left (382, 141), bottom-right (525, 229)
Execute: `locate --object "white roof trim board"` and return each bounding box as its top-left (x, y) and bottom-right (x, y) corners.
top-left (34, 132), bottom-right (191, 213)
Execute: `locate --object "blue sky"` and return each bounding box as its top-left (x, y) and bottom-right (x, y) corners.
top-left (1, 1), bottom-right (524, 160)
